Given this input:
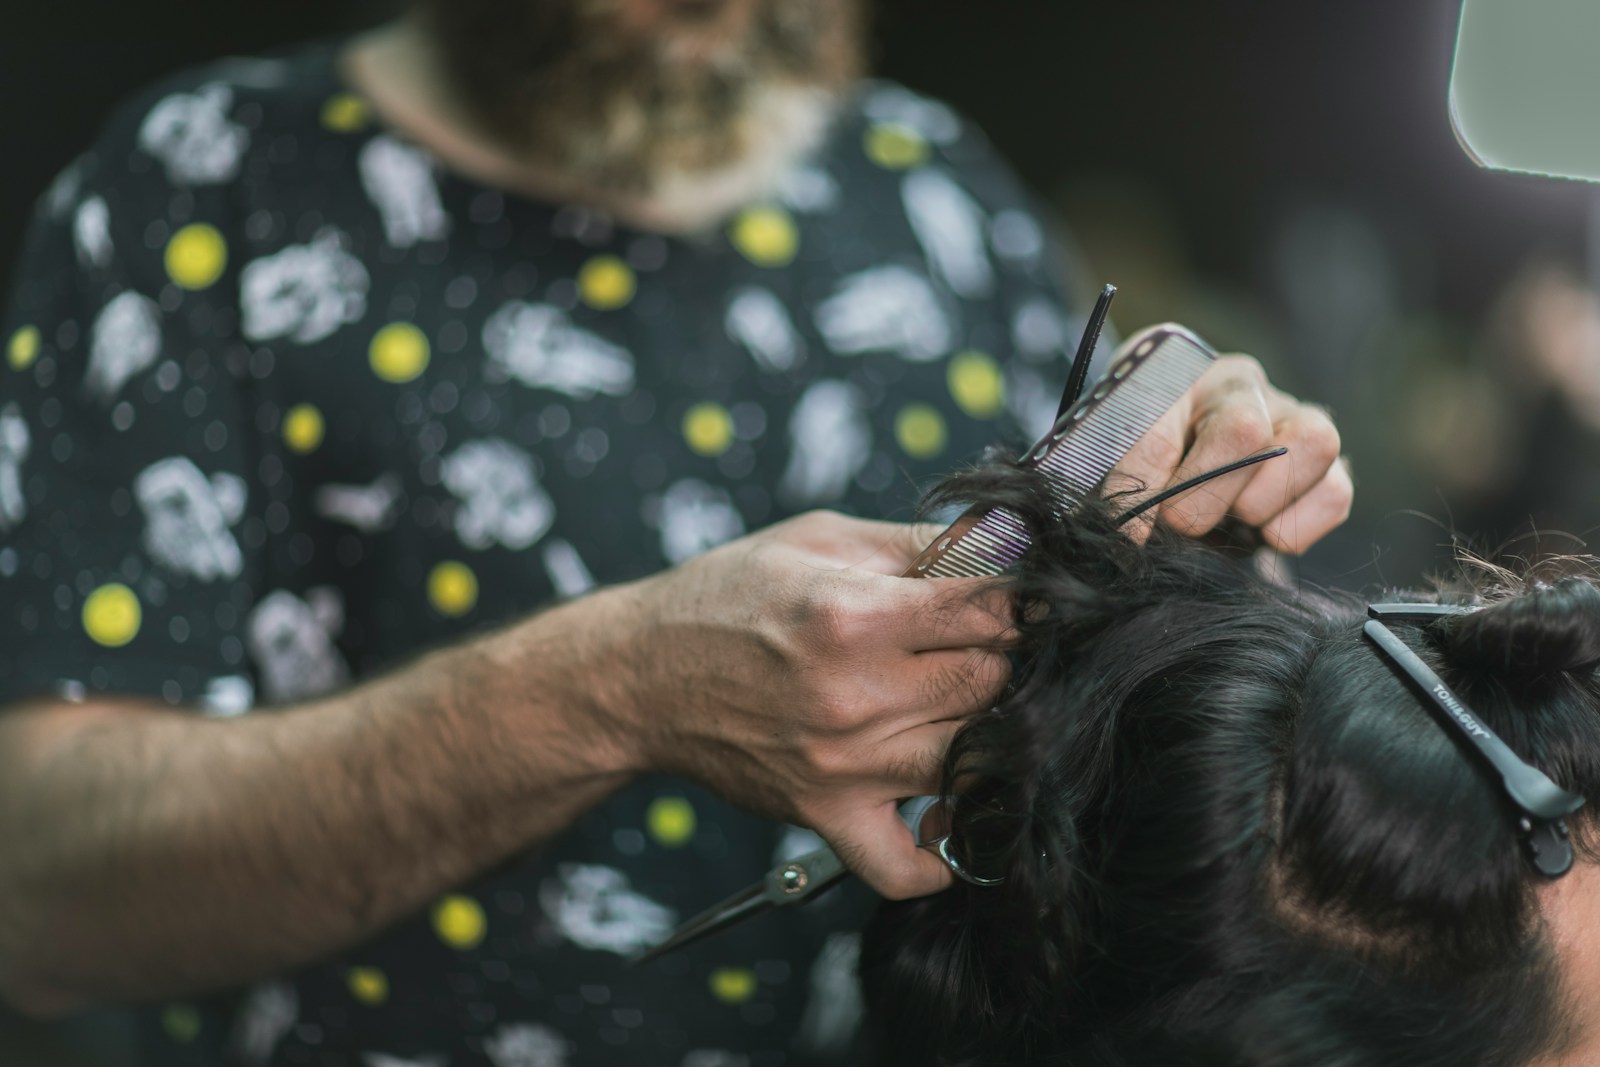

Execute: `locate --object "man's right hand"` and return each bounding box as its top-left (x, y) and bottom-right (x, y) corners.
top-left (605, 511), bottom-right (1016, 900)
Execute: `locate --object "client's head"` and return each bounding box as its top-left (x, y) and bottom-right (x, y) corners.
top-left (861, 461), bottom-right (1600, 1067)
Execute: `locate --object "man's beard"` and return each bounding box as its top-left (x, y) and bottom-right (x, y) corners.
top-left (415, 0), bottom-right (864, 213)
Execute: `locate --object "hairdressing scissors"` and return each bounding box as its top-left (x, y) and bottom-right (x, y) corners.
top-left (631, 288), bottom-right (1229, 965)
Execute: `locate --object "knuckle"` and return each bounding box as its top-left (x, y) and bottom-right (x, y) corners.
top-left (793, 508), bottom-right (841, 530)
top-left (780, 508), bottom-right (844, 546)
top-left (797, 734), bottom-right (856, 781)
top-left (1293, 410), bottom-right (1342, 467)
top-left (795, 586), bottom-right (859, 650)
top-left (1216, 407), bottom-right (1273, 456)
top-left (808, 687), bottom-right (863, 734)
top-left (1144, 433), bottom-right (1185, 478)
top-left (1218, 352), bottom-right (1267, 382)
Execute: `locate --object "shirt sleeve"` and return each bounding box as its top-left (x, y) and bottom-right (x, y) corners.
top-left (0, 119), bottom-right (263, 714)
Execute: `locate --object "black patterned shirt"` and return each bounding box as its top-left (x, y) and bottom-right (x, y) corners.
top-left (0, 39), bottom-right (1090, 1067)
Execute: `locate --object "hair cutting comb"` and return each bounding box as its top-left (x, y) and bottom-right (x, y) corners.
top-left (631, 316), bottom-right (1226, 966)
top-left (903, 322), bottom-right (1217, 579)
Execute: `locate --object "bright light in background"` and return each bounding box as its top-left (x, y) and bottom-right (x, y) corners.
top-left (1451, 0), bottom-right (1600, 183)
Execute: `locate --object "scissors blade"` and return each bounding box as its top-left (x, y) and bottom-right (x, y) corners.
top-left (628, 880), bottom-right (769, 966)
top-left (629, 844), bottom-right (851, 965)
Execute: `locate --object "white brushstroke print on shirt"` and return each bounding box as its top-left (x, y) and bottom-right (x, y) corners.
top-left (137, 83), bottom-right (249, 186)
top-left (814, 265), bottom-right (951, 362)
top-left (442, 439), bottom-right (555, 551)
top-left (73, 195), bottom-right (113, 270)
top-left (793, 931), bottom-right (865, 1056)
top-left (134, 457), bottom-right (246, 581)
top-left (772, 824), bottom-right (826, 866)
top-left (247, 588), bottom-right (349, 703)
top-left (201, 675), bottom-right (255, 718)
top-left (359, 135), bottom-right (450, 248)
top-left (538, 863), bottom-right (676, 956)
top-left (903, 168), bottom-right (994, 299)
top-left (778, 380), bottom-right (871, 506)
top-left (313, 473), bottom-right (404, 533)
top-left (990, 208), bottom-right (1046, 264)
top-left (0, 404), bottom-right (29, 532)
top-left (482, 302), bottom-right (636, 399)
top-left (541, 539), bottom-right (595, 598)
top-left (484, 1022), bottom-right (570, 1067)
top-left (362, 1053), bottom-right (446, 1067)
top-left (648, 479), bottom-right (746, 565)
top-left (726, 286), bottom-right (804, 373)
top-left (1012, 296), bottom-right (1069, 362)
top-left (240, 228), bottom-right (370, 344)
top-left (85, 291), bottom-right (162, 403)
top-left (228, 981), bottom-right (297, 1066)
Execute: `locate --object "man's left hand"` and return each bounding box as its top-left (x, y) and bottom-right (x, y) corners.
top-left (1109, 353), bottom-right (1352, 555)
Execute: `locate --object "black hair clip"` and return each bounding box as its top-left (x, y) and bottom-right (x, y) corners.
top-left (1363, 604), bottom-right (1586, 878)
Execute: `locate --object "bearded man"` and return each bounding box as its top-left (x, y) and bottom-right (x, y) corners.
top-left (0, 3), bottom-right (1351, 1064)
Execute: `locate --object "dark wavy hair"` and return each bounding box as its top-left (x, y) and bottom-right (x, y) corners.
top-left (860, 459), bottom-right (1600, 1067)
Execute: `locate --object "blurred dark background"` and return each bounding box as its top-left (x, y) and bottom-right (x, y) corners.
top-left (4, 0), bottom-right (1600, 1058)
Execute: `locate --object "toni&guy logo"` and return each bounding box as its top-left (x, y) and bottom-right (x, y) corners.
top-left (1432, 683), bottom-right (1491, 739)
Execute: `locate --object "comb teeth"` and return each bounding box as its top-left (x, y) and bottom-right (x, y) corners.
top-left (1032, 331), bottom-right (1214, 509)
top-left (919, 328), bottom-right (1215, 580)
top-left (921, 506), bottom-right (1029, 577)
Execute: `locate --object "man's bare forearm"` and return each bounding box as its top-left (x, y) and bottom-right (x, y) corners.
top-left (0, 585), bottom-right (644, 1016)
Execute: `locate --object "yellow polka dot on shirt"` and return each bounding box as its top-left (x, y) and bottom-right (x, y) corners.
top-left (709, 966), bottom-right (757, 1004)
top-left (7, 325), bottom-right (39, 370)
top-left (730, 206), bottom-right (798, 267)
top-left (165, 224), bottom-right (227, 290)
top-left (577, 255), bottom-right (637, 310)
top-left (428, 560), bottom-right (478, 617)
top-left (432, 894), bottom-right (487, 950)
top-left (864, 123), bottom-right (930, 169)
top-left (281, 403), bottom-right (324, 453)
top-left (161, 1003), bottom-right (201, 1043)
top-left (682, 402), bottom-right (734, 457)
top-left (647, 795), bottom-right (697, 847)
top-left (947, 350), bottom-right (1005, 418)
top-left (895, 403), bottom-right (947, 460)
top-left (369, 323), bottom-right (430, 383)
top-left (347, 966), bottom-right (389, 1005)
top-left (83, 583), bottom-right (140, 647)
top-left (321, 93), bottom-right (371, 132)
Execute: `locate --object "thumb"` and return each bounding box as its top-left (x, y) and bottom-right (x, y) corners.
top-left (825, 798), bottom-right (954, 900)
